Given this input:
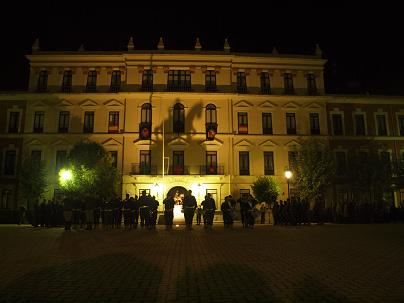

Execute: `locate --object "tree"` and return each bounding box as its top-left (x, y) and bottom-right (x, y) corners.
top-left (19, 157), bottom-right (48, 209)
top-left (292, 138), bottom-right (335, 202)
top-left (251, 176), bottom-right (280, 205)
top-left (60, 141), bottom-right (120, 201)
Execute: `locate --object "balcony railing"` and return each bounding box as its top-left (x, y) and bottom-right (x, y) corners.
top-left (110, 85), bottom-right (120, 93)
top-left (61, 86), bottom-right (71, 93)
top-left (205, 84), bottom-right (217, 92)
top-left (167, 82), bottom-right (191, 92)
top-left (236, 86), bottom-right (248, 94)
top-left (130, 163), bottom-right (157, 175)
top-left (261, 87), bottom-right (271, 95)
top-left (200, 165), bottom-right (224, 175)
top-left (86, 85), bottom-right (97, 92)
top-left (141, 83), bottom-right (153, 92)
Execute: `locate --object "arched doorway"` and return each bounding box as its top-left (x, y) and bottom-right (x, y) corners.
top-left (166, 186), bottom-right (189, 205)
top-left (166, 186), bottom-right (189, 224)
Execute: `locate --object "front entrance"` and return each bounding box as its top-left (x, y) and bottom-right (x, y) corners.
top-left (166, 186), bottom-right (189, 224)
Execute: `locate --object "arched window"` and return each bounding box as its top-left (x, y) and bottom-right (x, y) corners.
top-left (141, 103), bottom-right (152, 123)
top-left (173, 103), bottom-right (185, 133)
top-left (205, 104), bottom-right (217, 124)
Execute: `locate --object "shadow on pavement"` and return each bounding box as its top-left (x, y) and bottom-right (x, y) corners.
top-left (0, 253), bottom-right (163, 302)
top-left (175, 262), bottom-right (278, 302)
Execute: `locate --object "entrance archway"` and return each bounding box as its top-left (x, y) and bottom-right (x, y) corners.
top-left (166, 186), bottom-right (189, 205)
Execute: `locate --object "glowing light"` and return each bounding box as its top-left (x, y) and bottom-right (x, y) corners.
top-left (59, 169), bottom-right (73, 183)
top-left (175, 224), bottom-right (179, 227)
top-left (284, 170), bottom-right (292, 179)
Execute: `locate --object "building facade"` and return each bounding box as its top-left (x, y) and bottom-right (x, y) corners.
top-left (1, 39), bottom-right (403, 210)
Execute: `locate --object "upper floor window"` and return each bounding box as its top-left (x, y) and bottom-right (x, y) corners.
top-left (110, 71), bottom-right (121, 92)
top-left (3, 150), bottom-right (17, 175)
top-left (206, 151), bottom-right (217, 175)
top-left (37, 70), bottom-right (48, 92)
top-left (283, 73), bottom-right (294, 94)
top-left (376, 114), bottom-right (387, 136)
top-left (58, 111), bottom-right (70, 133)
top-left (83, 111), bottom-right (94, 133)
top-left (307, 74), bottom-right (317, 95)
top-left (33, 111), bottom-right (44, 133)
top-left (142, 70), bottom-right (153, 91)
top-left (264, 151), bottom-right (274, 175)
top-left (140, 150), bottom-right (151, 174)
top-left (167, 70), bottom-right (191, 92)
top-left (173, 103), bottom-right (185, 134)
top-left (141, 103), bottom-right (152, 123)
top-left (286, 113), bottom-right (296, 135)
top-left (239, 151), bottom-right (250, 175)
top-left (172, 151), bottom-right (185, 175)
top-left (380, 151), bottom-right (391, 174)
top-left (108, 111), bottom-right (119, 133)
top-left (262, 113), bottom-right (272, 134)
top-left (205, 104), bottom-right (217, 124)
top-left (398, 115), bottom-right (404, 136)
top-left (260, 72), bottom-right (271, 94)
top-left (86, 71), bottom-right (97, 92)
top-left (354, 114), bottom-right (366, 136)
top-left (335, 151), bottom-right (346, 175)
top-left (310, 113), bottom-right (320, 135)
top-left (236, 72), bottom-right (247, 93)
top-left (109, 151), bottom-right (118, 168)
top-left (332, 114), bottom-right (343, 135)
top-left (288, 151), bottom-right (298, 171)
top-left (8, 112), bottom-right (20, 133)
top-left (62, 70), bottom-right (72, 92)
top-left (238, 112), bottom-right (248, 134)
top-left (205, 70), bottom-right (217, 91)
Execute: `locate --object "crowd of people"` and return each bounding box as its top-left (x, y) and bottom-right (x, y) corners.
top-left (24, 190), bottom-right (404, 230)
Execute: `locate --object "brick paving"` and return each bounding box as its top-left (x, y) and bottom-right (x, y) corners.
top-left (0, 224), bottom-right (403, 303)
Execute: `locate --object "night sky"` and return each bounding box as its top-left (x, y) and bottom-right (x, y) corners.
top-left (1, 2), bottom-right (403, 95)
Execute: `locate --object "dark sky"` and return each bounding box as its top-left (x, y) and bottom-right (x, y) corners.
top-left (1, 2), bottom-right (403, 95)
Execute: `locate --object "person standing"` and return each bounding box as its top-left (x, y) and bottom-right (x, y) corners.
top-left (202, 193), bottom-right (216, 229)
top-left (183, 190), bottom-right (197, 229)
top-left (163, 194), bottom-right (175, 229)
top-left (196, 205), bottom-right (202, 225)
top-left (221, 196), bottom-right (233, 228)
top-left (138, 190), bottom-right (150, 229)
top-left (260, 202), bottom-right (267, 224)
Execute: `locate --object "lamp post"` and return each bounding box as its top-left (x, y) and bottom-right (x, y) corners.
top-left (284, 170), bottom-right (292, 201)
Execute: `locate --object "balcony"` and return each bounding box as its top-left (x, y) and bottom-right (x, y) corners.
top-left (200, 165), bottom-right (224, 175)
top-left (110, 85), bottom-right (120, 93)
top-left (141, 83), bottom-right (153, 92)
top-left (139, 122), bottom-right (152, 140)
top-left (169, 165), bottom-right (187, 175)
top-left (167, 82), bottom-right (191, 92)
top-left (236, 86), bottom-right (248, 94)
top-left (261, 87), bottom-right (271, 95)
top-left (130, 163), bottom-right (157, 175)
top-left (61, 86), bottom-right (71, 93)
top-left (206, 123), bottom-right (218, 140)
top-left (86, 85), bottom-right (97, 93)
top-left (205, 84), bottom-right (217, 92)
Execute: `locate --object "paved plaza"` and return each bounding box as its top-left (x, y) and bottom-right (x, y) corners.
top-left (0, 223), bottom-right (403, 303)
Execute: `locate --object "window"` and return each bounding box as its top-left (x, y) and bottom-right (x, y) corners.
top-left (376, 115), bottom-right (387, 136)
top-left (358, 151), bottom-right (368, 164)
top-left (31, 150), bottom-right (42, 164)
top-left (109, 151), bottom-right (118, 168)
top-left (4, 150), bottom-right (16, 175)
top-left (262, 113), bottom-right (272, 134)
top-left (335, 152), bottom-right (346, 175)
top-left (55, 150), bottom-right (67, 173)
top-left (33, 111), bottom-right (44, 133)
top-left (173, 103), bottom-right (185, 134)
top-left (108, 111), bottom-right (119, 133)
top-left (307, 74), bottom-right (317, 95)
top-left (238, 112), bottom-right (248, 134)
top-left (286, 113), bottom-right (296, 135)
top-left (380, 151), bottom-right (391, 173)
top-left (284, 73), bottom-right (294, 94)
top-left (1, 189), bottom-right (12, 209)
top-left (8, 112), bottom-right (20, 133)
top-left (86, 71), bottom-right (97, 92)
top-left (140, 103), bottom-right (152, 140)
top-left (206, 151), bottom-right (217, 175)
top-left (240, 189), bottom-right (250, 198)
top-left (140, 150), bottom-right (151, 174)
top-left (260, 72), bottom-right (271, 94)
top-left (58, 111), bottom-right (70, 133)
top-left (354, 114), bottom-right (366, 135)
top-left (205, 70), bottom-right (217, 91)
top-left (310, 113), bottom-right (320, 135)
top-left (239, 152), bottom-right (250, 175)
top-left (206, 104), bottom-right (217, 124)
top-left (288, 151), bottom-right (297, 171)
top-left (264, 151), bottom-right (274, 175)
top-left (332, 114), bottom-right (343, 135)
top-left (142, 70), bottom-right (153, 91)
top-left (167, 70), bottom-right (191, 91)
top-left (398, 115), bottom-right (404, 136)
top-left (236, 72), bottom-right (247, 93)
top-left (62, 70), bottom-right (72, 92)
top-left (83, 111), bottom-right (94, 133)
top-left (172, 151), bottom-right (184, 175)
top-left (37, 70), bottom-right (48, 92)
top-left (110, 71), bottom-right (121, 92)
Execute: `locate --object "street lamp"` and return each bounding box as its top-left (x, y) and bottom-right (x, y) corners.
top-left (59, 169), bottom-right (73, 185)
top-left (284, 170), bottom-right (292, 201)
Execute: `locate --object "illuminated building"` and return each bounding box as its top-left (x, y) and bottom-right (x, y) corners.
top-left (1, 37), bottom-right (403, 210)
